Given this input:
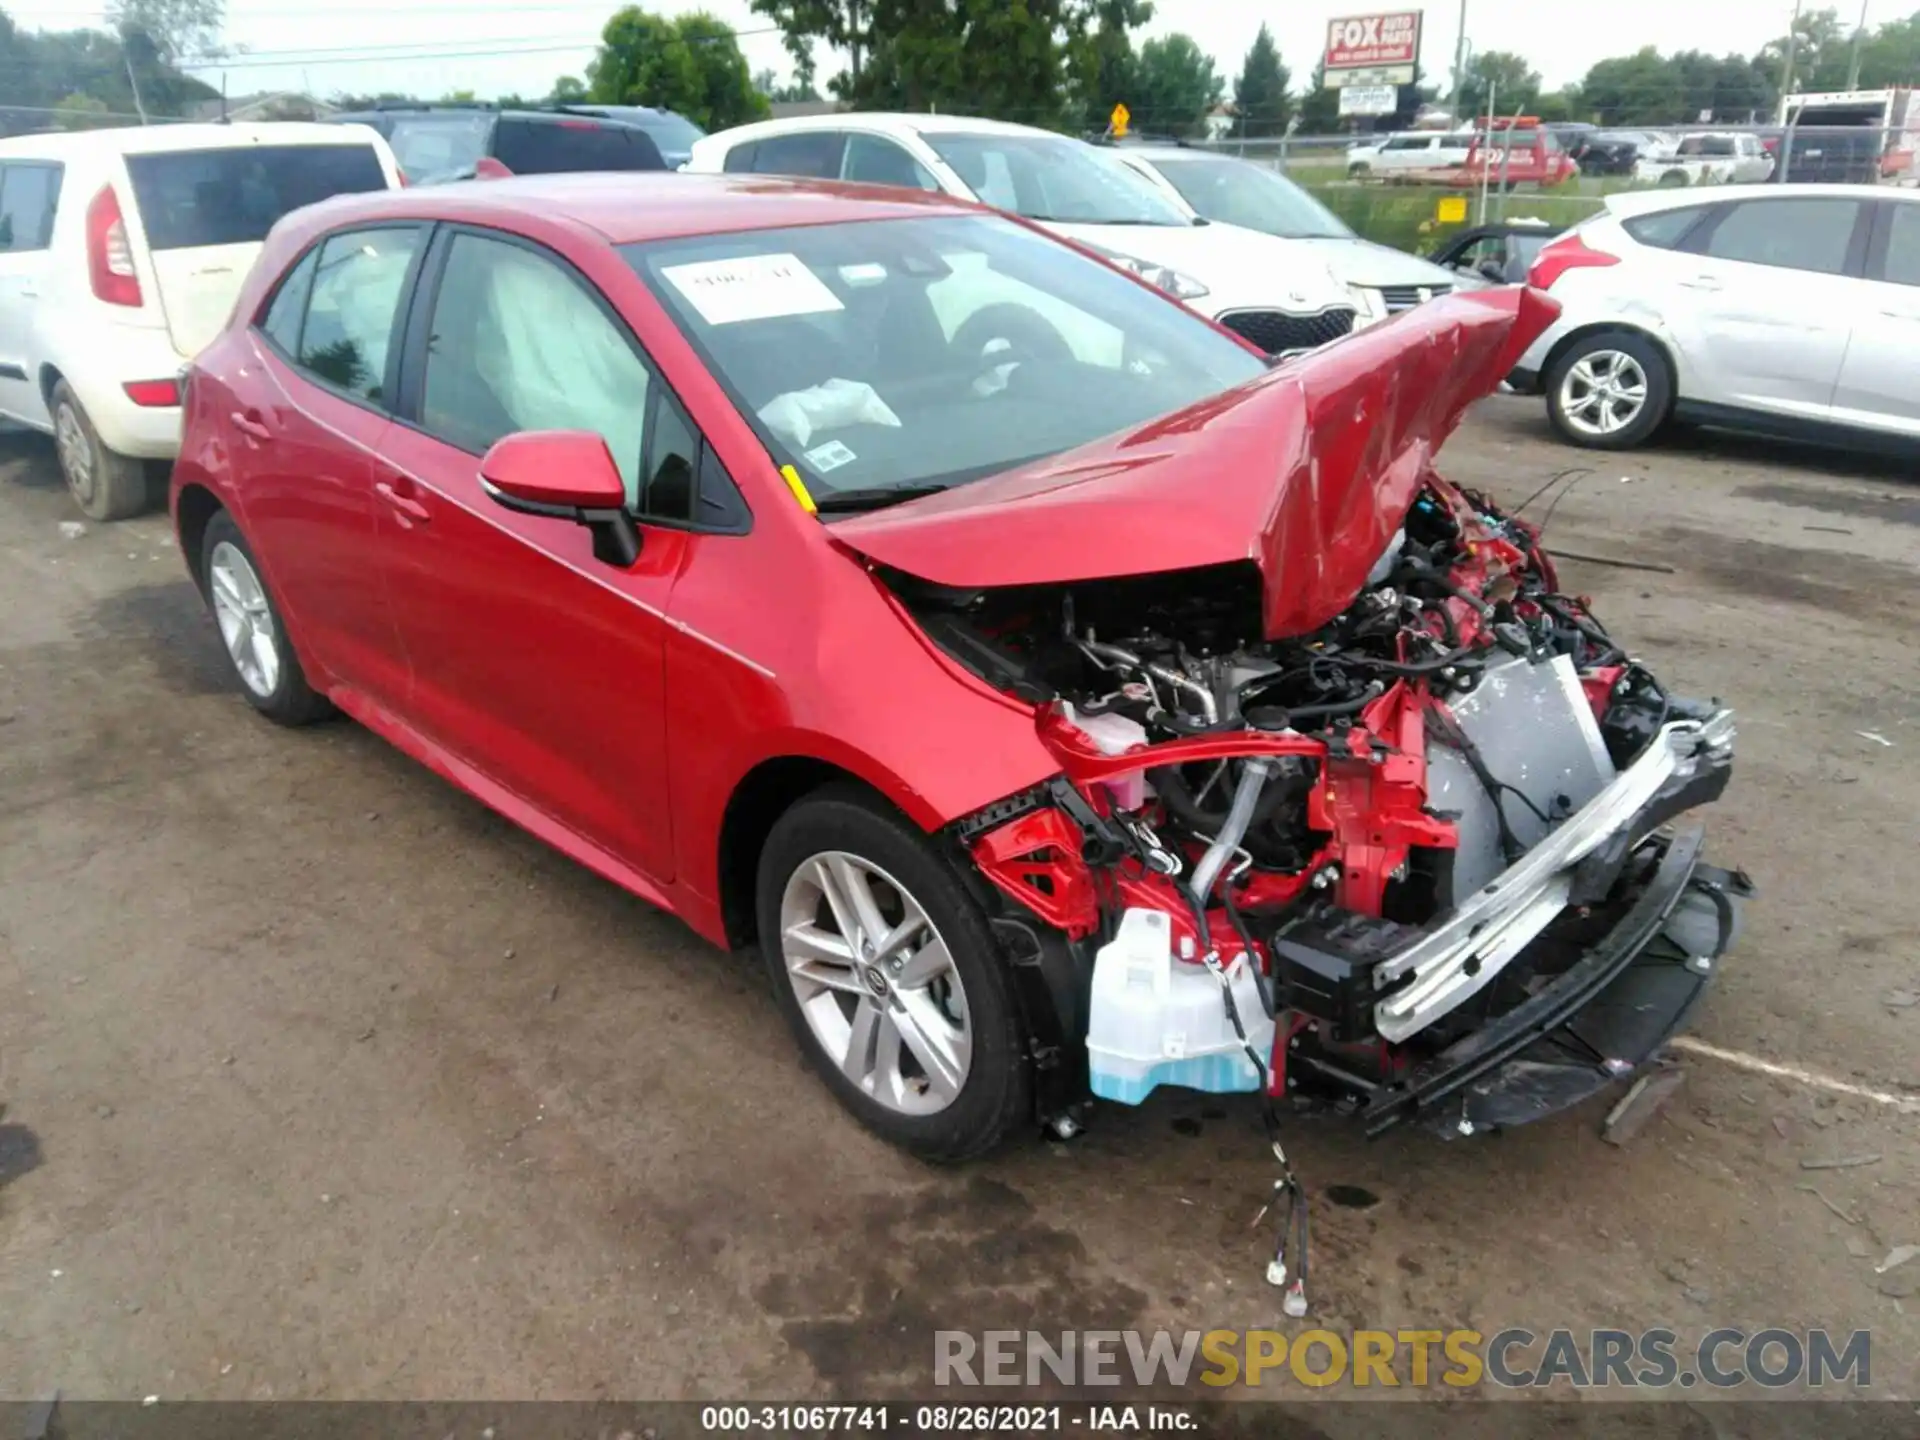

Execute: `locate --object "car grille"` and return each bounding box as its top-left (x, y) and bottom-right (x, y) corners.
top-left (1217, 307), bottom-right (1357, 356)
top-left (1378, 282), bottom-right (1451, 313)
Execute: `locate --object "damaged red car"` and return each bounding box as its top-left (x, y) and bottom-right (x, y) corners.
top-left (173, 174), bottom-right (1748, 1166)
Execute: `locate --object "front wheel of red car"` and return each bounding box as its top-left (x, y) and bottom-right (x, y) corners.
top-left (757, 785), bottom-right (1031, 1163)
top-left (199, 510), bottom-right (333, 726)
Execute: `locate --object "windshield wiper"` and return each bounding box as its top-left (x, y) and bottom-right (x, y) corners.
top-left (812, 484), bottom-right (950, 514)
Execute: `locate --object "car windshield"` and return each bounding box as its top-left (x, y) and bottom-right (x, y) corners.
top-left (1145, 155), bottom-right (1352, 239)
top-left (922, 132), bottom-right (1191, 226)
top-left (385, 113), bottom-right (493, 182)
top-left (627, 213), bottom-right (1266, 510)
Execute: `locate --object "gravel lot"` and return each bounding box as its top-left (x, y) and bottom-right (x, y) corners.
top-left (1, 397), bottom-right (1915, 1409)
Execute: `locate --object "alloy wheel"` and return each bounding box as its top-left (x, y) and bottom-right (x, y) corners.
top-left (208, 540), bottom-right (281, 699)
top-left (1558, 350), bottom-right (1649, 439)
top-left (54, 401), bottom-right (94, 508)
top-left (778, 850), bottom-right (972, 1116)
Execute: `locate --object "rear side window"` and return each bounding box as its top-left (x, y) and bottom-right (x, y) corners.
top-left (493, 117), bottom-right (665, 175)
top-left (297, 226), bottom-right (422, 403)
top-left (0, 162), bottom-right (62, 251)
top-left (124, 145), bottom-right (389, 251)
top-left (749, 132), bottom-right (847, 179)
top-left (1703, 198), bottom-right (1862, 276)
top-left (843, 133), bottom-right (941, 191)
top-left (1622, 206), bottom-right (1709, 250)
top-left (259, 248), bottom-right (319, 352)
top-left (721, 141), bottom-right (760, 173)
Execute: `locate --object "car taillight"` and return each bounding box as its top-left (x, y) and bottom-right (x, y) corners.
top-left (86, 184), bottom-right (142, 308)
top-left (1528, 233), bottom-right (1619, 291)
top-left (123, 378), bottom-right (181, 407)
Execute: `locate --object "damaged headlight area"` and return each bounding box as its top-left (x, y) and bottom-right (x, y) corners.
top-left (907, 472), bottom-right (1750, 1144)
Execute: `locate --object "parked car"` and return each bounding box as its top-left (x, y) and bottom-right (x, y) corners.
top-left (1427, 218), bottom-right (1561, 286)
top-left (172, 172), bottom-right (1746, 1159)
top-left (1345, 130), bottom-right (1473, 181)
top-left (1570, 130), bottom-right (1661, 177)
top-left (1512, 184), bottom-right (1920, 449)
top-left (1458, 121), bottom-right (1580, 189)
top-left (1634, 133), bottom-right (1774, 187)
top-left (688, 115), bottom-right (1365, 353)
top-left (0, 121), bottom-right (402, 520)
top-left (330, 103), bottom-right (667, 184)
top-left (1108, 144), bottom-right (1461, 315)
top-left (541, 104), bottom-right (706, 169)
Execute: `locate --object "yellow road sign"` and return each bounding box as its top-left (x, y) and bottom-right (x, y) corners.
top-left (1110, 102), bottom-right (1130, 137)
top-left (1436, 195), bottom-right (1468, 224)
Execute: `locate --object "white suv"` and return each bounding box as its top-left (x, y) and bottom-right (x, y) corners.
top-left (686, 114), bottom-right (1367, 357)
top-left (0, 123), bottom-right (402, 518)
top-left (1513, 184), bottom-right (1920, 450)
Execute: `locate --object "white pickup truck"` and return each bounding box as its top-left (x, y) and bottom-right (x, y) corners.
top-left (1634, 133), bottom-right (1774, 187)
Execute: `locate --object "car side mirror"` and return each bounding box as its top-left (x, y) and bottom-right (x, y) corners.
top-left (480, 430), bottom-right (640, 568)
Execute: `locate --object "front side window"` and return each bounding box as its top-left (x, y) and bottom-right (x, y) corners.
top-left (922, 132), bottom-right (1190, 226)
top-left (1882, 203), bottom-right (1920, 287)
top-left (1704, 199), bottom-right (1861, 275)
top-left (421, 232), bottom-right (651, 503)
top-left (296, 226), bottom-right (421, 402)
top-left (0, 163), bottom-right (62, 252)
top-left (124, 146), bottom-right (388, 250)
top-left (628, 213), bottom-right (1267, 510)
top-left (843, 133), bottom-right (942, 192)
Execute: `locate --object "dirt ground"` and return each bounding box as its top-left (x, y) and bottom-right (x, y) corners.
top-left (1, 398), bottom-right (1915, 1412)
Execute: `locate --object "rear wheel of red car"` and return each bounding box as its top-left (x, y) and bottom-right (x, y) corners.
top-left (756, 785), bottom-right (1031, 1162)
top-left (1546, 331), bottom-right (1671, 451)
top-left (51, 380), bottom-right (149, 522)
top-left (199, 510), bottom-right (332, 726)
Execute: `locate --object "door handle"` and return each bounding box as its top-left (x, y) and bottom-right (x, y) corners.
top-left (230, 410), bottom-right (272, 441)
top-left (375, 481), bottom-right (432, 525)
top-left (1678, 276), bottom-right (1723, 291)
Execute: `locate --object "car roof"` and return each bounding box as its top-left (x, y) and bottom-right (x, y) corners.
top-left (273, 170), bottom-right (982, 247)
top-left (1604, 181), bottom-right (1913, 216)
top-left (700, 112), bottom-right (1067, 146)
top-left (0, 121), bottom-right (379, 158)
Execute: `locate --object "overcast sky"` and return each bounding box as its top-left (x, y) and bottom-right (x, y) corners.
top-left (30, 0), bottom-right (1811, 102)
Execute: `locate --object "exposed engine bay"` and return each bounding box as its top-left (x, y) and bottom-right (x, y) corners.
top-left (888, 467), bottom-right (1746, 1145)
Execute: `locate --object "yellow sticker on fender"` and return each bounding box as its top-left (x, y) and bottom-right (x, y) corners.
top-left (780, 464), bottom-right (818, 514)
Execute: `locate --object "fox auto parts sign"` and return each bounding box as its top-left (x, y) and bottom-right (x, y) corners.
top-left (1324, 11), bottom-right (1423, 72)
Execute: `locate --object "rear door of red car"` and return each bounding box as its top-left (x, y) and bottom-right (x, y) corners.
top-left (369, 224), bottom-right (724, 885)
top-left (236, 222), bottom-right (428, 713)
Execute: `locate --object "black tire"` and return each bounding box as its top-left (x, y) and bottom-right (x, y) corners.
top-left (198, 509), bottom-right (334, 726)
top-left (51, 380), bottom-right (149, 521)
top-left (1348, 162), bottom-right (1370, 180)
top-left (756, 784), bottom-right (1031, 1162)
top-left (1544, 330), bottom-right (1672, 452)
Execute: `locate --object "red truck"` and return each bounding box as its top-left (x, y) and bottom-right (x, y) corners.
top-left (1455, 117), bottom-right (1580, 189)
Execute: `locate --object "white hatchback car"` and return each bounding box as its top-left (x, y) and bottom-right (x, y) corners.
top-left (686, 115), bottom-right (1368, 357)
top-left (0, 123), bottom-right (402, 518)
top-left (1513, 184), bottom-right (1920, 449)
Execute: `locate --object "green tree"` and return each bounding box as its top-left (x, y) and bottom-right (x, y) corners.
top-left (1580, 47), bottom-right (1685, 124)
top-left (549, 74), bottom-right (588, 102)
top-left (53, 92), bottom-right (113, 129)
top-left (1756, 6), bottom-right (1848, 93)
top-left (1457, 50), bottom-right (1539, 119)
top-left (107, 0), bottom-right (222, 62)
top-left (588, 7), bottom-right (769, 129)
top-left (1298, 60), bottom-right (1339, 133)
top-left (1131, 32), bottom-right (1219, 136)
top-left (1856, 12), bottom-right (1920, 87)
top-left (1231, 22), bottom-right (1290, 138)
top-left (440, 87), bottom-right (478, 103)
top-left (1533, 86), bottom-right (1584, 124)
top-left (1075, 0), bottom-right (1151, 132)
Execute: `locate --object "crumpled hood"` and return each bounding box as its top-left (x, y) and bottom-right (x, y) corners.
top-left (831, 285), bottom-right (1560, 640)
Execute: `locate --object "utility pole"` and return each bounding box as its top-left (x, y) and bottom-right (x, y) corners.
top-left (1844, 0), bottom-right (1870, 90)
top-left (1450, 0), bottom-right (1469, 117)
top-left (1777, 0), bottom-right (1804, 104)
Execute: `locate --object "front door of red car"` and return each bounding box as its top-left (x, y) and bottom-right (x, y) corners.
top-left (371, 227), bottom-right (685, 883)
top-left (235, 224), bottom-right (427, 714)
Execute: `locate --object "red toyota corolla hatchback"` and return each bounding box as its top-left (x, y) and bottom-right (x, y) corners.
top-left (174, 173), bottom-right (1745, 1165)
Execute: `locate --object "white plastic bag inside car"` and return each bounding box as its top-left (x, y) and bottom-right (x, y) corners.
top-left (758, 378), bottom-right (901, 450)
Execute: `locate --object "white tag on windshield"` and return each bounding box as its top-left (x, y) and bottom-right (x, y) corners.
top-left (660, 253), bottom-right (844, 326)
top-left (805, 440), bottom-right (857, 473)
